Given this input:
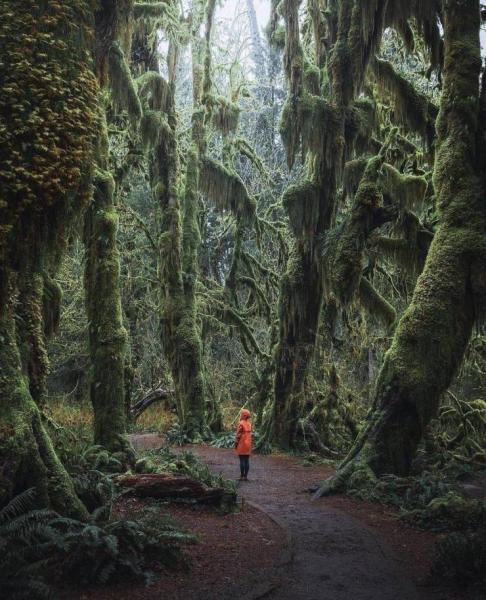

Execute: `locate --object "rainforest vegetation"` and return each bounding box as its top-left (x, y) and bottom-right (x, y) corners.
top-left (0, 0), bottom-right (486, 598)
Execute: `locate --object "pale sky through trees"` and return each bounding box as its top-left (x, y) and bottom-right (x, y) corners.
top-left (218, 0), bottom-right (270, 27)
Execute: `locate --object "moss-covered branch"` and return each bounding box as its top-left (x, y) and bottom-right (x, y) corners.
top-left (133, 1), bottom-right (176, 22)
top-left (136, 71), bottom-right (172, 112)
top-left (358, 276), bottom-right (396, 328)
top-left (379, 163), bottom-right (428, 211)
top-left (108, 42), bottom-right (143, 128)
top-left (199, 157), bottom-right (256, 225)
top-left (371, 56), bottom-right (438, 146)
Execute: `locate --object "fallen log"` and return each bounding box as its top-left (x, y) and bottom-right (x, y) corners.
top-left (117, 473), bottom-right (225, 504)
top-left (130, 387), bottom-right (173, 419)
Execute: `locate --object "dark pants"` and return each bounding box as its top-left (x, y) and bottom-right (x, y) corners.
top-left (239, 455), bottom-right (250, 477)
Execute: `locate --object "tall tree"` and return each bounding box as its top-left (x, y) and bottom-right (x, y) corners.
top-left (135, 1), bottom-right (209, 438)
top-left (84, 2), bottom-right (141, 456)
top-left (269, 0), bottom-right (389, 448)
top-left (316, 0), bottom-right (486, 494)
top-left (0, 0), bottom-right (101, 516)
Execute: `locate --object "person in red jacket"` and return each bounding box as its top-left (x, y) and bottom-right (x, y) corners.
top-left (235, 409), bottom-right (252, 481)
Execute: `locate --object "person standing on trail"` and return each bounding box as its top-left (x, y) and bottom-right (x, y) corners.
top-left (235, 409), bottom-right (252, 481)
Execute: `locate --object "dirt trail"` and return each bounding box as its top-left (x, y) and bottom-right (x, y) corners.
top-left (131, 435), bottom-right (425, 600)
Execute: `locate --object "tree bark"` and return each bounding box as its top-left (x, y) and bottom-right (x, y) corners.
top-left (84, 166), bottom-right (131, 455)
top-left (0, 286), bottom-right (88, 517)
top-left (0, 0), bottom-right (100, 514)
top-left (83, 2), bottom-right (139, 457)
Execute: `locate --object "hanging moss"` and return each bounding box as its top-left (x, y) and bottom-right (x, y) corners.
top-left (330, 0), bottom-right (387, 107)
top-left (371, 57), bottom-right (438, 146)
top-left (384, 0), bottom-right (443, 71)
top-left (279, 97), bottom-right (301, 170)
top-left (373, 232), bottom-right (431, 276)
top-left (95, 0), bottom-right (135, 86)
top-left (278, 0), bottom-right (305, 171)
top-left (139, 110), bottom-right (171, 150)
top-left (282, 0), bottom-right (304, 94)
top-left (345, 97), bottom-right (377, 156)
top-left (279, 92), bottom-right (342, 170)
top-left (299, 94), bottom-right (342, 166)
top-left (108, 41), bottom-right (142, 128)
top-left (206, 95), bottom-right (240, 135)
top-left (133, 2), bottom-right (174, 20)
top-left (199, 157), bottom-right (256, 225)
top-left (343, 158), bottom-right (367, 200)
top-left (282, 180), bottom-right (322, 240)
top-left (136, 71), bottom-right (172, 112)
top-left (304, 61), bottom-right (321, 95)
top-left (379, 163), bottom-right (428, 210)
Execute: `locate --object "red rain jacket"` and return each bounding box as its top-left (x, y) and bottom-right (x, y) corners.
top-left (235, 410), bottom-right (252, 455)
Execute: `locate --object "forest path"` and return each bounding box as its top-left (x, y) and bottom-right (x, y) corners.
top-left (131, 436), bottom-right (424, 600)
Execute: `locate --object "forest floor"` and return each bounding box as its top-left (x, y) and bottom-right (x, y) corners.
top-left (72, 434), bottom-right (478, 600)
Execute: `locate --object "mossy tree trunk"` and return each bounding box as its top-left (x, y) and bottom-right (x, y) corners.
top-left (136, 13), bottom-right (207, 437)
top-left (177, 143), bottom-right (207, 436)
top-left (273, 244), bottom-right (328, 448)
top-left (316, 0), bottom-right (486, 494)
top-left (270, 0), bottom-right (387, 448)
top-left (0, 284), bottom-right (87, 518)
top-left (84, 163), bottom-right (131, 454)
top-left (0, 0), bottom-right (100, 515)
top-left (83, 1), bottom-right (140, 456)
top-left (163, 0), bottom-right (214, 438)
top-left (17, 273), bottom-right (51, 406)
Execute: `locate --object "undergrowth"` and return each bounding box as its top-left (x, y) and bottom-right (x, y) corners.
top-left (0, 488), bottom-right (193, 599)
top-left (343, 458), bottom-right (486, 587)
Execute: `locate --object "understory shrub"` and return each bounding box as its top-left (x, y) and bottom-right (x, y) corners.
top-left (0, 488), bottom-right (193, 599)
top-left (432, 530), bottom-right (486, 584)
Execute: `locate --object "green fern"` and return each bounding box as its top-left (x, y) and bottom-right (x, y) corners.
top-left (0, 488), bottom-right (194, 596)
top-left (165, 423), bottom-right (191, 446)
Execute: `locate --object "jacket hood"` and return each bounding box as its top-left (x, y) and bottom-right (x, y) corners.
top-left (240, 409), bottom-right (251, 420)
